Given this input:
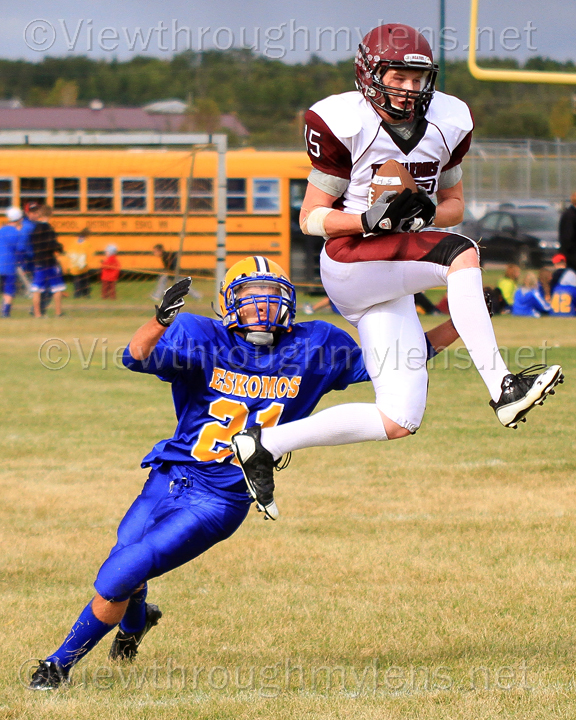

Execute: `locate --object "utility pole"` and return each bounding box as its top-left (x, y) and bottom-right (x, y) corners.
top-left (439, 0), bottom-right (446, 92)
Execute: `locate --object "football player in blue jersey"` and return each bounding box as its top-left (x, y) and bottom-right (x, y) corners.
top-left (29, 256), bottom-right (462, 690)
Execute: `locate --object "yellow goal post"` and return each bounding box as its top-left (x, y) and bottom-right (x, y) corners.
top-left (468, 0), bottom-right (576, 85)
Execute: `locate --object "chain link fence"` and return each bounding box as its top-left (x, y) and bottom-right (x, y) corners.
top-left (463, 139), bottom-right (576, 217)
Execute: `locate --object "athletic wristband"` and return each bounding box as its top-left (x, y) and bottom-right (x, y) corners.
top-left (302, 206), bottom-right (332, 237)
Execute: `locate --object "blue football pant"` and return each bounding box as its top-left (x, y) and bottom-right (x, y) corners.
top-left (94, 465), bottom-right (251, 602)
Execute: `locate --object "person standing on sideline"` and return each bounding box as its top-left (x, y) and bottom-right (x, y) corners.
top-left (151, 243), bottom-right (177, 302)
top-left (17, 202), bottom-right (40, 274)
top-left (151, 243), bottom-right (202, 301)
top-left (101, 244), bottom-right (121, 299)
top-left (17, 201), bottom-right (41, 298)
top-left (69, 227), bottom-right (93, 298)
top-left (30, 205), bottom-right (65, 318)
top-left (0, 207), bottom-right (23, 317)
top-left (559, 192), bottom-right (576, 271)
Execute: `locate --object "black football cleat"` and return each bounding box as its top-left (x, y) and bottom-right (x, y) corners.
top-left (109, 603), bottom-right (163, 662)
top-left (28, 660), bottom-right (68, 691)
top-left (230, 426), bottom-right (279, 520)
top-left (490, 364), bottom-right (563, 428)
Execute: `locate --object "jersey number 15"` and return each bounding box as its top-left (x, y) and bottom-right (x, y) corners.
top-left (304, 125), bottom-right (322, 158)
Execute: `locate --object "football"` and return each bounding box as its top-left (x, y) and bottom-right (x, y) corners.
top-left (368, 159), bottom-right (418, 206)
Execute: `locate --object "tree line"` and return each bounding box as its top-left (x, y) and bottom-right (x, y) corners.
top-left (0, 50), bottom-right (574, 146)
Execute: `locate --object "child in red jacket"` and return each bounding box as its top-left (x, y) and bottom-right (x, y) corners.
top-left (101, 245), bottom-right (121, 299)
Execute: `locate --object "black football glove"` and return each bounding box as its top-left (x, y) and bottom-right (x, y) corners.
top-left (155, 277), bottom-right (192, 327)
top-left (361, 188), bottom-right (415, 234)
top-left (397, 188), bottom-right (436, 232)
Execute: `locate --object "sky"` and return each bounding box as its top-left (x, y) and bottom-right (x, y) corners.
top-left (1, 0), bottom-right (574, 65)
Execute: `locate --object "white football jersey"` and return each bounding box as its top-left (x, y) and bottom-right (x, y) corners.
top-left (304, 90), bottom-right (473, 214)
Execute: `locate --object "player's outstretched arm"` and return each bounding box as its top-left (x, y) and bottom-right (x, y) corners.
top-left (129, 318), bottom-right (169, 361)
top-left (426, 318), bottom-right (459, 356)
top-left (129, 277), bottom-right (191, 360)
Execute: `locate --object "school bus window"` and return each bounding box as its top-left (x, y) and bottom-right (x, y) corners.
top-left (253, 178), bottom-right (279, 212)
top-left (121, 178), bottom-right (147, 211)
top-left (227, 178), bottom-right (246, 212)
top-left (0, 179), bottom-right (13, 208)
top-left (189, 178), bottom-right (213, 211)
top-left (20, 177), bottom-right (46, 207)
top-left (53, 177), bottom-right (80, 211)
top-left (154, 178), bottom-right (180, 212)
top-left (87, 178), bottom-right (114, 211)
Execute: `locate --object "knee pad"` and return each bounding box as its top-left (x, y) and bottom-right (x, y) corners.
top-left (94, 543), bottom-right (153, 602)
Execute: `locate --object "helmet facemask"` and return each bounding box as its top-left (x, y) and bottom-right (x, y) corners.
top-left (223, 277), bottom-right (296, 345)
top-left (357, 44), bottom-right (437, 121)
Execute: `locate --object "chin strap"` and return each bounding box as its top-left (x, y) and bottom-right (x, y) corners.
top-left (211, 302), bottom-right (223, 319)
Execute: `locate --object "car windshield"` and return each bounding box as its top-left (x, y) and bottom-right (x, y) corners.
top-left (514, 212), bottom-right (558, 232)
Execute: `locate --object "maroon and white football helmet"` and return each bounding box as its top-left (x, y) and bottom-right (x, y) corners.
top-left (355, 24), bottom-right (438, 121)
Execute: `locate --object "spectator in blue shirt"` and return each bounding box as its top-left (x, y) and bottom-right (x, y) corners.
top-left (550, 268), bottom-right (576, 316)
top-left (0, 207), bottom-right (23, 317)
top-left (512, 272), bottom-right (552, 317)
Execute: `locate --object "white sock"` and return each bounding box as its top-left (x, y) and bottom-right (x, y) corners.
top-left (447, 267), bottom-right (509, 401)
top-left (260, 403), bottom-right (387, 460)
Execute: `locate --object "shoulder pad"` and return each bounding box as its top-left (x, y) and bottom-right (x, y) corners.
top-left (310, 92), bottom-right (365, 139)
top-left (428, 92), bottom-right (474, 133)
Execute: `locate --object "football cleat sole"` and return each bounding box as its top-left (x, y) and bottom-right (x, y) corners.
top-left (230, 433), bottom-right (279, 521)
top-left (498, 365), bottom-right (563, 428)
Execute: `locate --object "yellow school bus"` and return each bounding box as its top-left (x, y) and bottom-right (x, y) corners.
top-left (0, 148), bottom-right (318, 281)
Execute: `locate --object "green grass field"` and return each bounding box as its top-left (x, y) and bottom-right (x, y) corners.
top-left (1, 280), bottom-right (575, 719)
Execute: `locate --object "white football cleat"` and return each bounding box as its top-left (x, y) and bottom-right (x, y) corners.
top-left (490, 364), bottom-right (564, 428)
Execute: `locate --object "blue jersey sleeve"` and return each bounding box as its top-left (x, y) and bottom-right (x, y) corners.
top-left (531, 289), bottom-right (552, 314)
top-left (122, 314), bottom-right (204, 382)
top-left (322, 325), bottom-right (370, 390)
top-left (426, 334), bottom-right (442, 359)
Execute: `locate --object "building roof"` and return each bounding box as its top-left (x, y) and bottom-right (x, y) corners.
top-left (0, 107), bottom-right (249, 136)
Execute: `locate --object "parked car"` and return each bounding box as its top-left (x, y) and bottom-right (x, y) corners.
top-left (459, 208), bottom-right (560, 267)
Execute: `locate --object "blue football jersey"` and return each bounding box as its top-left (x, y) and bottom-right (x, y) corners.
top-left (551, 269), bottom-right (576, 316)
top-left (0, 224), bottom-right (20, 275)
top-left (123, 314), bottom-right (369, 491)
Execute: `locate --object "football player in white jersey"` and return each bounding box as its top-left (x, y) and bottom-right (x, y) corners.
top-left (231, 24), bottom-right (563, 511)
